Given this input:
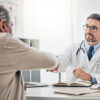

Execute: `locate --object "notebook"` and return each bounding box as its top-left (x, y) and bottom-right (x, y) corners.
top-left (52, 81), bottom-right (92, 87)
top-left (24, 82), bottom-right (48, 88)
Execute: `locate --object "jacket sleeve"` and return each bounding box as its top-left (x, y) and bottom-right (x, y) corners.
top-left (94, 74), bottom-right (100, 84)
top-left (57, 44), bottom-right (73, 72)
top-left (5, 36), bottom-right (58, 71)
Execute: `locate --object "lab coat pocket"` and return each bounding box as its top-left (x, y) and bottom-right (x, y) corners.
top-left (95, 63), bottom-right (100, 73)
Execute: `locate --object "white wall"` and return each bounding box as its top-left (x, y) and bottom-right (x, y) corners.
top-left (23, 0), bottom-right (72, 84)
top-left (23, 0), bottom-right (73, 54)
top-left (72, 0), bottom-right (100, 42)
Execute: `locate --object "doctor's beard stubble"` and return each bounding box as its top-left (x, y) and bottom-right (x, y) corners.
top-left (85, 33), bottom-right (97, 42)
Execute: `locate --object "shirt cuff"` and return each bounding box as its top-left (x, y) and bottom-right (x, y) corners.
top-left (91, 74), bottom-right (97, 84)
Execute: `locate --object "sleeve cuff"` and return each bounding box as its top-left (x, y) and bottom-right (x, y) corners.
top-left (91, 74), bottom-right (97, 84)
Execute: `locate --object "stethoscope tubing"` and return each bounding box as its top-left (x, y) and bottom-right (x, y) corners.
top-left (76, 40), bottom-right (85, 55)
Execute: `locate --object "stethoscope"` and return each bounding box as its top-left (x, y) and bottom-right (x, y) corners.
top-left (76, 40), bottom-right (100, 72)
top-left (76, 40), bottom-right (85, 55)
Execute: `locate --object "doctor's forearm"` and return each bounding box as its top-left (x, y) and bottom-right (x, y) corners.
top-left (73, 68), bottom-right (92, 81)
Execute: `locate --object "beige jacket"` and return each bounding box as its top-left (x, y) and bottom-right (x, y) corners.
top-left (0, 33), bottom-right (58, 100)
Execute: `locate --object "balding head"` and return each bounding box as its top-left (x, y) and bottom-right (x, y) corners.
top-left (0, 5), bottom-right (12, 34)
top-left (0, 5), bottom-right (10, 26)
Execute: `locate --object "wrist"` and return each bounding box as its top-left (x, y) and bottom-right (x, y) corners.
top-left (90, 74), bottom-right (97, 84)
top-left (87, 74), bottom-right (92, 81)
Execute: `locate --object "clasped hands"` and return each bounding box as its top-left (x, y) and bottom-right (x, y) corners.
top-left (73, 68), bottom-right (91, 81)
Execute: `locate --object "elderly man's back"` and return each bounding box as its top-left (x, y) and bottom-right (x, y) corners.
top-left (0, 33), bottom-right (57, 100)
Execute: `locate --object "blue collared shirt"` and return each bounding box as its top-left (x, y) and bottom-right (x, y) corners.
top-left (84, 40), bottom-right (100, 57)
top-left (84, 40), bottom-right (100, 84)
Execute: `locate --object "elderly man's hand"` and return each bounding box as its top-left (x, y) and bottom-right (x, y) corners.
top-left (73, 68), bottom-right (92, 81)
top-left (46, 56), bottom-right (59, 72)
top-left (46, 66), bottom-right (59, 72)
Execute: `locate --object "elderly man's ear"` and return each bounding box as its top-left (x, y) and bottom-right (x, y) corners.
top-left (0, 21), bottom-right (12, 34)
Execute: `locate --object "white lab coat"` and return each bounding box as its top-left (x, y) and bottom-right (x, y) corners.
top-left (58, 41), bottom-right (100, 84)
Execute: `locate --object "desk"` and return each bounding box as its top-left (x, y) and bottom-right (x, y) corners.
top-left (26, 86), bottom-right (100, 100)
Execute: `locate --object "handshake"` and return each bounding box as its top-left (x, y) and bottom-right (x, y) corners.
top-left (46, 66), bottom-right (92, 81)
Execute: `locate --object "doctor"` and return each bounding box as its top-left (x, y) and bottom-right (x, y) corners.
top-left (47, 13), bottom-right (100, 84)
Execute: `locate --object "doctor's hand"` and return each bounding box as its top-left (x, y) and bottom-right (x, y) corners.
top-left (73, 68), bottom-right (92, 81)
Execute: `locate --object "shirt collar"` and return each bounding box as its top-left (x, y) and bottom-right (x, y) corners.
top-left (84, 40), bottom-right (100, 53)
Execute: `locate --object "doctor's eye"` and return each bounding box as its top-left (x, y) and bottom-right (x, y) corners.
top-left (83, 24), bottom-right (100, 32)
top-left (91, 26), bottom-right (97, 30)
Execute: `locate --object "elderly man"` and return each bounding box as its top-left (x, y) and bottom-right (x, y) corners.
top-left (0, 6), bottom-right (58, 100)
top-left (47, 13), bottom-right (100, 85)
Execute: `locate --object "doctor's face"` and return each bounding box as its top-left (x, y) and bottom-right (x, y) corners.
top-left (84, 18), bottom-right (100, 46)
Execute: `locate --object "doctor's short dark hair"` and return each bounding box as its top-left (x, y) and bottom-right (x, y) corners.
top-left (87, 13), bottom-right (100, 21)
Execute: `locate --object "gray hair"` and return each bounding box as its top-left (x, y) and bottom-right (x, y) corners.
top-left (87, 13), bottom-right (100, 21)
top-left (0, 5), bottom-right (10, 26)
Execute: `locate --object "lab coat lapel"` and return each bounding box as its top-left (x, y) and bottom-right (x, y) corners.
top-left (81, 41), bottom-right (89, 61)
top-left (78, 42), bottom-right (89, 68)
top-left (87, 47), bottom-right (100, 73)
top-left (91, 47), bottom-right (100, 61)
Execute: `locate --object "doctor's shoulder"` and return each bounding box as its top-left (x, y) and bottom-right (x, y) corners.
top-left (63, 42), bottom-right (80, 54)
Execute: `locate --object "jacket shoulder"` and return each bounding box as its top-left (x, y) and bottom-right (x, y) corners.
top-left (66, 42), bottom-right (81, 51)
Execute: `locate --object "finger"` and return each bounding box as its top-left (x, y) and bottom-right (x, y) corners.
top-left (50, 70), bottom-right (55, 72)
top-left (73, 69), bottom-right (77, 74)
top-left (74, 73), bottom-right (80, 78)
top-left (46, 69), bottom-right (55, 72)
top-left (46, 70), bottom-right (49, 72)
top-left (55, 66), bottom-right (58, 71)
top-left (73, 71), bottom-right (77, 76)
top-left (46, 70), bottom-right (52, 72)
top-left (46, 66), bottom-right (58, 72)
top-left (74, 75), bottom-right (79, 78)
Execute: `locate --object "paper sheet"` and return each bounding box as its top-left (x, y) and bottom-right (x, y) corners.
top-left (54, 87), bottom-right (100, 96)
